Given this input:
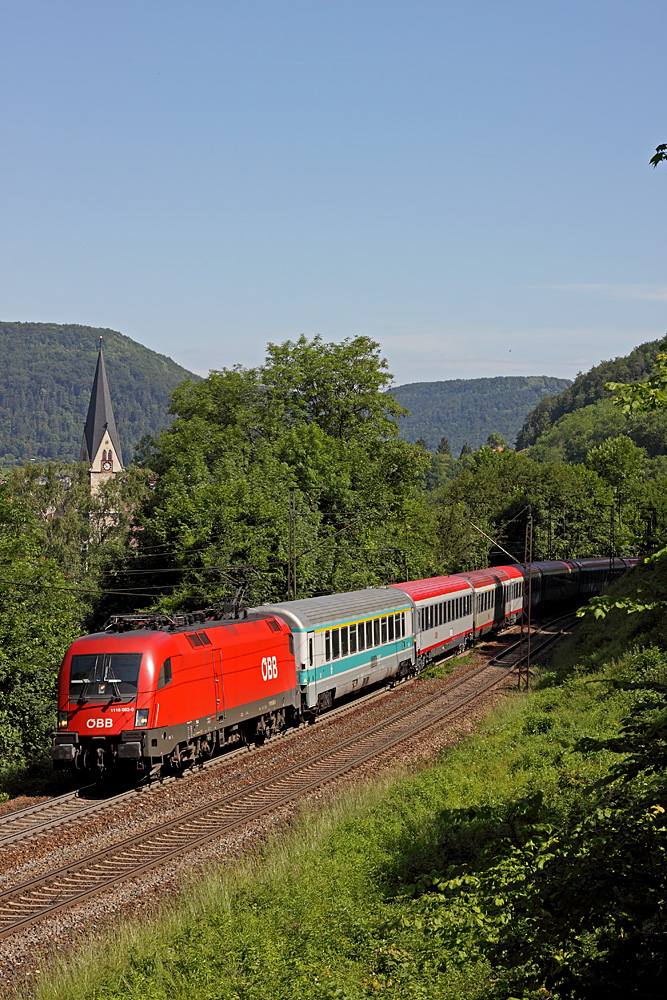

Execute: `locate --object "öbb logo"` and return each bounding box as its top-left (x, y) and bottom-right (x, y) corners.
top-left (86, 718), bottom-right (113, 729)
top-left (261, 656), bottom-right (277, 681)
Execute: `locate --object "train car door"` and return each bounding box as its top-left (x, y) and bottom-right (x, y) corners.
top-left (494, 581), bottom-right (504, 626)
top-left (213, 648), bottom-right (225, 715)
top-left (307, 632), bottom-right (315, 675)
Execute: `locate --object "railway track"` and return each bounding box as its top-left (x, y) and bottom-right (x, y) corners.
top-left (0, 612), bottom-right (575, 940)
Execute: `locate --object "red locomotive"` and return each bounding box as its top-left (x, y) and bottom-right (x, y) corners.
top-left (52, 611), bottom-right (299, 777)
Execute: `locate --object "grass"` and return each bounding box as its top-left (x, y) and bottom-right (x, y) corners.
top-left (30, 607), bottom-right (660, 1000)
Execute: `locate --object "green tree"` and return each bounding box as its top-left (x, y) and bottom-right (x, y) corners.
top-left (436, 436), bottom-right (451, 456)
top-left (486, 432), bottom-right (507, 450)
top-left (133, 337), bottom-right (434, 606)
top-left (0, 482), bottom-right (83, 783)
top-left (608, 347), bottom-right (667, 414)
top-left (586, 435), bottom-right (646, 504)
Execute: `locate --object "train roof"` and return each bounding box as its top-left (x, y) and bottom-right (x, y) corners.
top-left (459, 567), bottom-right (515, 589)
top-left (531, 560), bottom-right (578, 576)
top-left (388, 575), bottom-right (472, 601)
top-left (252, 588), bottom-right (412, 632)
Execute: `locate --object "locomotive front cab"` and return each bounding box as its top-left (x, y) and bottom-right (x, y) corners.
top-left (52, 636), bottom-right (156, 776)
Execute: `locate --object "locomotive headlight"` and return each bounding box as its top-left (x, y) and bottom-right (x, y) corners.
top-left (134, 709), bottom-right (149, 728)
top-left (57, 711), bottom-right (68, 730)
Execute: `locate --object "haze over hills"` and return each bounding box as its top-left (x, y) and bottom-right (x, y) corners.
top-left (0, 323), bottom-right (200, 466)
top-left (391, 376), bottom-right (571, 454)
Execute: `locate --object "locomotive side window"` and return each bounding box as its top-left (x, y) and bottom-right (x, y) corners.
top-left (186, 633), bottom-right (203, 648)
top-left (267, 620), bottom-right (281, 632)
top-left (196, 631), bottom-right (212, 645)
top-left (157, 657), bottom-right (172, 690)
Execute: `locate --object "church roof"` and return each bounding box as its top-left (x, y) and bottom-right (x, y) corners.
top-left (79, 341), bottom-right (123, 466)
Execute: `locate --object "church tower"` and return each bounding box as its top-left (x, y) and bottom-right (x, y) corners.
top-left (79, 337), bottom-right (123, 494)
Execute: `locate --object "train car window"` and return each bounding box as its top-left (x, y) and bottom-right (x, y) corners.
top-left (394, 613), bottom-right (400, 636)
top-left (308, 638), bottom-right (314, 666)
top-left (358, 622), bottom-right (365, 650)
top-left (341, 627), bottom-right (349, 656)
top-left (157, 657), bottom-right (172, 690)
top-left (266, 620), bottom-right (281, 633)
top-left (196, 631), bottom-right (212, 645)
top-left (373, 618), bottom-right (380, 645)
top-left (388, 615), bottom-right (394, 641)
top-left (401, 612), bottom-right (406, 637)
top-left (366, 620), bottom-right (373, 647)
top-left (325, 630), bottom-right (331, 661)
top-left (381, 617), bottom-right (388, 643)
top-left (332, 629), bottom-right (340, 659)
top-left (349, 626), bottom-right (357, 654)
top-left (186, 633), bottom-right (203, 647)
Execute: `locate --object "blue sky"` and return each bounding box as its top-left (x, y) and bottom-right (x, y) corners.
top-left (1, 0), bottom-right (665, 384)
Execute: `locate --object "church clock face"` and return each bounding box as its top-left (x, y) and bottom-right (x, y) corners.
top-left (102, 461), bottom-right (111, 471)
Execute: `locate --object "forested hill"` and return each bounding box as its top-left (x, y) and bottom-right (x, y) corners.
top-left (0, 322), bottom-right (199, 466)
top-left (391, 375), bottom-right (570, 453)
top-left (516, 338), bottom-right (664, 449)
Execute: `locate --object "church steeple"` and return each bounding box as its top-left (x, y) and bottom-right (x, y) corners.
top-left (80, 337), bottom-right (123, 490)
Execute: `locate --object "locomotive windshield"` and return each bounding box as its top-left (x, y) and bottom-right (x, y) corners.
top-left (68, 652), bottom-right (142, 702)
